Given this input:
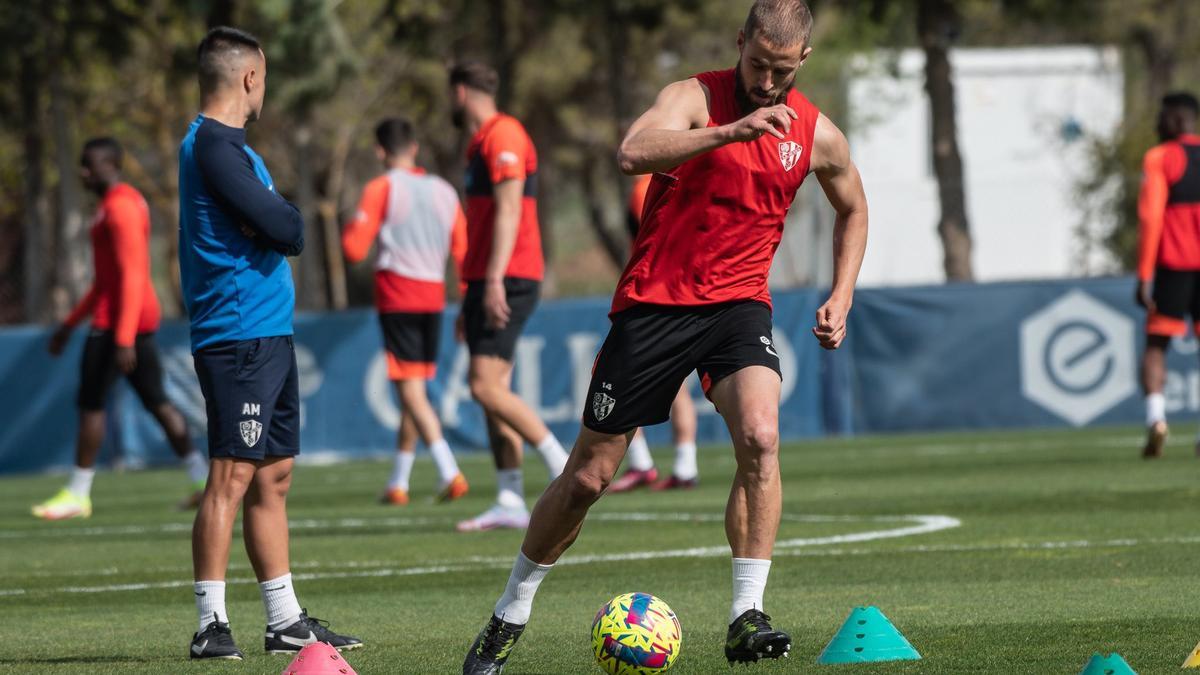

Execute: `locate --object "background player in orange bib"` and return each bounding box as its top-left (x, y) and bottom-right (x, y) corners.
top-left (464, 1), bottom-right (868, 671)
top-left (34, 137), bottom-right (206, 520)
top-left (1135, 92), bottom-right (1200, 458)
top-left (343, 117), bottom-right (470, 504)
top-left (448, 62), bottom-right (571, 533)
top-left (608, 173), bottom-right (700, 493)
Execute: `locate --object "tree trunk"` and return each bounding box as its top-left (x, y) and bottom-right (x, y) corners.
top-left (583, 154), bottom-right (628, 269)
top-left (918, 0), bottom-right (973, 282)
top-left (293, 122), bottom-right (329, 309)
top-left (50, 66), bottom-right (88, 310)
top-left (489, 0), bottom-right (513, 110)
top-left (19, 41), bottom-right (50, 322)
top-left (320, 124), bottom-right (355, 311)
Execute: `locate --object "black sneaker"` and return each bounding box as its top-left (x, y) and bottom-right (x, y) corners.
top-left (725, 609), bottom-right (792, 663)
top-left (264, 609), bottom-right (363, 654)
top-left (190, 613), bottom-right (244, 660)
top-left (463, 615), bottom-right (526, 674)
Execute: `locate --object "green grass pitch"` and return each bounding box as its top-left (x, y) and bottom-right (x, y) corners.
top-left (1, 426), bottom-right (1197, 673)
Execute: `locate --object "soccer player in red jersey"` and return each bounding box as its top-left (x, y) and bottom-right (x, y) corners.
top-left (448, 62), bottom-right (571, 533)
top-left (1135, 92), bottom-right (1200, 458)
top-left (343, 117), bottom-right (470, 504)
top-left (34, 137), bottom-right (207, 520)
top-left (609, 173), bottom-right (700, 492)
top-left (464, 1), bottom-right (868, 670)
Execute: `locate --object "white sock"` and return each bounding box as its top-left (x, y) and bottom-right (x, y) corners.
top-left (672, 442), bottom-right (698, 480)
top-left (194, 580), bottom-right (228, 632)
top-left (493, 552), bottom-right (553, 625)
top-left (730, 558), bottom-right (772, 624)
top-left (429, 438), bottom-right (461, 484)
top-left (497, 468), bottom-right (525, 510)
top-left (626, 434), bottom-right (654, 471)
top-left (260, 573), bottom-right (303, 630)
top-left (67, 467), bottom-right (95, 499)
top-left (1146, 392), bottom-right (1166, 426)
top-left (535, 434), bottom-right (569, 478)
top-left (183, 450), bottom-right (208, 485)
top-left (390, 451), bottom-right (415, 491)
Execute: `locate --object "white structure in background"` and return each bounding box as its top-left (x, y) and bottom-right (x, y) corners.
top-left (772, 46), bottom-right (1124, 288)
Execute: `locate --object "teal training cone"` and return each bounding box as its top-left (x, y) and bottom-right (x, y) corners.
top-left (1078, 652), bottom-right (1136, 675)
top-left (817, 606), bottom-right (920, 664)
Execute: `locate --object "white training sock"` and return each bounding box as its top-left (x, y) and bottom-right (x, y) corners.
top-left (260, 573), bottom-right (303, 630)
top-left (67, 467), bottom-right (95, 499)
top-left (493, 552), bottom-right (553, 625)
top-left (429, 438), bottom-right (461, 484)
top-left (390, 450), bottom-right (415, 491)
top-left (535, 434), bottom-right (570, 478)
top-left (183, 450), bottom-right (208, 485)
top-left (496, 469), bottom-right (525, 509)
top-left (626, 434), bottom-right (654, 472)
top-left (194, 580), bottom-right (228, 632)
top-left (673, 442), bottom-right (698, 480)
top-left (1146, 392), bottom-right (1166, 426)
top-left (730, 558), bottom-right (772, 624)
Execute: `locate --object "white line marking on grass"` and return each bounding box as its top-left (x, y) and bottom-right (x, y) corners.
top-left (0, 513), bottom-right (958, 596)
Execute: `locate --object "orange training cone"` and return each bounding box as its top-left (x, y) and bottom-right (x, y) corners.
top-left (280, 642), bottom-right (358, 675)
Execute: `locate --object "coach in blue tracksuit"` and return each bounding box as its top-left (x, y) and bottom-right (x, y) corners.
top-left (180, 27), bottom-right (361, 661)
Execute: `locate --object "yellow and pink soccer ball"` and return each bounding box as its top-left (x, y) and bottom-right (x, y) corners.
top-left (591, 592), bottom-right (682, 674)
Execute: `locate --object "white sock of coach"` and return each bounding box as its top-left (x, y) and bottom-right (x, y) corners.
top-left (730, 558), bottom-right (772, 624)
top-left (626, 434), bottom-right (654, 472)
top-left (260, 573), bottom-right (303, 630)
top-left (1146, 392), bottom-right (1166, 426)
top-left (496, 469), bottom-right (525, 510)
top-left (390, 451), bottom-right (415, 491)
top-left (536, 435), bottom-right (569, 478)
top-left (194, 580), bottom-right (229, 632)
top-left (183, 450), bottom-right (208, 485)
top-left (493, 552), bottom-right (553, 625)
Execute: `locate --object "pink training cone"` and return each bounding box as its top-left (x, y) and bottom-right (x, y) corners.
top-left (280, 642), bottom-right (358, 675)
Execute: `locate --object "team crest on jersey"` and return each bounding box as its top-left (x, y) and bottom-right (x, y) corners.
top-left (778, 141), bottom-right (802, 172)
top-left (592, 392), bottom-right (616, 422)
top-left (239, 419), bottom-right (263, 447)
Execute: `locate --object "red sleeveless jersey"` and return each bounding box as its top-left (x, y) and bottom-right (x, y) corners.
top-left (611, 69), bottom-right (819, 314)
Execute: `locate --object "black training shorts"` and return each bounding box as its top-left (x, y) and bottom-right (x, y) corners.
top-left (192, 336), bottom-right (300, 461)
top-left (462, 278), bottom-right (540, 362)
top-left (379, 311), bottom-right (441, 380)
top-left (77, 331), bottom-right (169, 411)
top-left (582, 300), bottom-right (782, 435)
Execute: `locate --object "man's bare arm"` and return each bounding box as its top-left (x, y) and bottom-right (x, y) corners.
top-left (810, 113), bottom-right (868, 350)
top-left (617, 79), bottom-right (799, 175)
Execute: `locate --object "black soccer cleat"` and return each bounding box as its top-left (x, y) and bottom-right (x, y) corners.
top-left (264, 609), bottom-right (363, 654)
top-left (190, 613), bottom-right (244, 660)
top-left (463, 615), bottom-right (526, 674)
top-left (725, 609), bottom-right (792, 664)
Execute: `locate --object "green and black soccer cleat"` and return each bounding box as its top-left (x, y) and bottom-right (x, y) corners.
top-left (463, 614), bottom-right (526, 674)
top-left (725, 609), bottom-right (791, 664)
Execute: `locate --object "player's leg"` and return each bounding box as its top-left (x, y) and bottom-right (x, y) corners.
top-left (383, 404), bottom-right (418, 505)
top-left (1144, 268), bottom-right (1188, 457)
top-left (609, 428), bottom-right (657, 492)
top-left (127, 333), bottom-right (207, 505)
top-left (469, 354), bottom-right (566, 475)
top-left (33, 332), bottom-right (117, 520)
top-left (253, 337), bottom-right (361, 654)
top-left (654, 381), bottom-right (699, 490)
top-left (397, 378), bottom-right (467, 499)
top-left (462, 279), bottom-right (569, 476)
top-left (190, 456), bottom-right (255, 660)
top-left (709, 365), bottom-right (791, 662)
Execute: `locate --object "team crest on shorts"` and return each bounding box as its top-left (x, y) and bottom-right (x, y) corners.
top-left (592, 392), bottom-right (616, 422)
top-left (239, 419), bottom-right (263, 447)
top-left (778, 141), bottom-right (802, 171)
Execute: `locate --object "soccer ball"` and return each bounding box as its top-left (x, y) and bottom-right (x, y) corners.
top-left (591, 592), bottom-right (682, 674)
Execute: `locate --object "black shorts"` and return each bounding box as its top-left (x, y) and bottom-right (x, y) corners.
top-left (379, 311), bottom-right (441, 380)
top-left (192, 336), bottom-right (300, 461)
top-left (582, 301), bottom-right (782, 434)
top-left (78, 331), bottom-right (169, 411)
top-left (1150, 268), bottom-right (1200, 336)
top-left (462, 278), bottom-right (540, 362)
